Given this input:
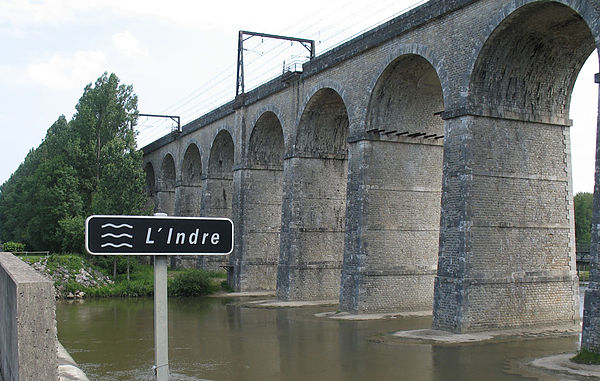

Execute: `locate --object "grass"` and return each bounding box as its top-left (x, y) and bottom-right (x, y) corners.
top-left (572, 349), bottom-right (600, 364)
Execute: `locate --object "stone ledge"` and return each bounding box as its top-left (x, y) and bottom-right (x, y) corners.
top-left (316, 310), bottom-right (431, 320)
top-left (208, 291), bottom-right (275, 298)
top-left (391, 323), bottom-right (580, 344)
top-left (530, 353), bottom-right (600, 379)
top-left (242, 299), bottom-right (338, 308)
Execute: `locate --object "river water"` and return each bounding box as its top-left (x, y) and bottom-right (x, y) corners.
top-left (57, 296), bottom-right (582, 381)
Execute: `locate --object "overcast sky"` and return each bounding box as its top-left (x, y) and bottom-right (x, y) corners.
top-left (1, 0), bottom-right (598, 195)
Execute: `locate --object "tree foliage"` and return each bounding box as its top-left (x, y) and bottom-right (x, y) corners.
top-left (0, 73), bottom-right (149, 253)
top-left (574, 192), bottom-right (593, 252)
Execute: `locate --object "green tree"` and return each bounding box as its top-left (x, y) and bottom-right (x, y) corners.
top-left (574, 192), bottom-right (593, 252)
top-left (25, 116), bottom-right (84, 251)
top-left (70, 72), bottom-right (141, 214)
top-left (0, 72), bottom-right (148, 255)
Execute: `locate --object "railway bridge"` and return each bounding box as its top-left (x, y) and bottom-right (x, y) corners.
top-left (141, 0), bottom-right (600, 338)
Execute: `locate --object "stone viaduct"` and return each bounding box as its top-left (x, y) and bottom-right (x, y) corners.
top-left (141, 0), bottom-right (600, 335)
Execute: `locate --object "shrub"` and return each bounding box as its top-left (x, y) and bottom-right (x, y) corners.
top-left (113, 279), bottom-right (154, 297)
top-left (220, 280), bottom-right (234, 292)
top-left (169, 269), bottom-right (217, 297)
top-left (2, 241), bottom-right (26, 253)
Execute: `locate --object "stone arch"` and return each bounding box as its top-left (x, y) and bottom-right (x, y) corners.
top-left (208, 130), bottom-right (234, 181)
top-left (291, 81), bottom-right (350, 147)
top-left (433, 0), bottom-right (598, 333)
top-left (365, 44), bottom-right (450, 119)
top-left (178, 143), bottom-right (203, 216)
top-left (277, 87), bottom-right (350, 301)
top-left (467, 1), bottom-right (597, 124)
top-left (366, 53), bottom-right (444, 136)
top-left (158, 153), bottom-right (176, 215)
top-left (248, 111), bottom-right (284, 168)
top-left (340, 53), bottom-right (445, 314)
top-left (249, 104), bottom-right (288, 149)
top-left (294, 87), bottom-right (349, 158)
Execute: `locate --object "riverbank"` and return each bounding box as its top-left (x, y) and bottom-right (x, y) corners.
top-left (530, 353), bottom-right (600, 379)
top-left (18, 254), bottom-right (228, 298)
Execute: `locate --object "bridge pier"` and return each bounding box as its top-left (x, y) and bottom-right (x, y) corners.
top-left (340, 137), bottom-right (442, 313)
top-left (432, 115), bottom-right (580, 333)
top-left (156, 154), bottom-right (176, 215)
top-left (155, 187), bottom-right (176, 216)
top-left (194, 175), bottom-right (232, 271)
top-left (232, 166), bottom-right (283, 291)
top-left (277, 156), bottom-right (348, 300)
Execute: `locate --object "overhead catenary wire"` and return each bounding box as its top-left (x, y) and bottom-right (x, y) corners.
top-left (136, 0), bottom-right (426, 147)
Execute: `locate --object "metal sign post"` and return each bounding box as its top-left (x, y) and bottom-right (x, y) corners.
top-left (153, 254), bottom-right (169, 380)
top-left (85, 214), bottom-right (234, 381)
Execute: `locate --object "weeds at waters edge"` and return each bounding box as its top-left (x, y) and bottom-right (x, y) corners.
top-left (21, 254), bottom-right (230, 298)
top-left (572, 349), bottom-right (600, 365)
top-left (82, 266), bottom-right (229, 297)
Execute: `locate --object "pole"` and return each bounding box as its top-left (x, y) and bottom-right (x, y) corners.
top-left (153, 214), bottom-right (169, 380)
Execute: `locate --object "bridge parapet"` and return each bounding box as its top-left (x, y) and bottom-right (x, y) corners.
top-left (0, 252), bottom-right (57, 381)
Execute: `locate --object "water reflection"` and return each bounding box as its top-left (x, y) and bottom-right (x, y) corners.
top-left (57, 297), bottom-right (579, 381)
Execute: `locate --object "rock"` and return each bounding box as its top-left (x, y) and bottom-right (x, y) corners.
top-left (66, 292), bottom-right (75, 299)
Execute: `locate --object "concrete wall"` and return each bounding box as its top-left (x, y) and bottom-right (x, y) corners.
top-left (0, 252), bottom-right (57, 381)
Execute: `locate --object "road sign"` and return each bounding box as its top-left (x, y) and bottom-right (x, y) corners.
top-left (85, 215), bottom-right (233, 255)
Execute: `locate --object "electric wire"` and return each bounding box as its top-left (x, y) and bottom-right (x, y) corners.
top-left (136, 0), bottom-right (425, 147)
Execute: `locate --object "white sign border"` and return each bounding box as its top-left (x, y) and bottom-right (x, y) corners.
top-left (85, 215), bottom-right (234, 256)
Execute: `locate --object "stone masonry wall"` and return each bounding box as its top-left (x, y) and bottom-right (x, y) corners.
top-left (139, 0), bottom-right (599, 328)
top-left (433, 116), bottom-right (579, 332)
top-left (340, 138), bottom-right (442, 313)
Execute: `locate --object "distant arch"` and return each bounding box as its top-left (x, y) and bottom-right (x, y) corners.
top-left (248, 111), bottom-right (284, 168)
top-left (208, 130), bottom-right (234, 178)
top-left (178, 143), bottom-right (203, 217)
top-left (295, 87), bottom-right (349, 159)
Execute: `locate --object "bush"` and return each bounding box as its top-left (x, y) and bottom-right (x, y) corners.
top-left (113, 279), bottom-right (154, 297)
top-left (2, 241), bottom-right (26, 253)
top-left (169, 269), bottom-right (218, 297)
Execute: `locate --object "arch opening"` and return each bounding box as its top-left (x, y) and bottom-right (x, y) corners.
top-left (367, 54), bottom-right (444, 137)
top-left (277, 88), bottom-right (349, 301)
top-left (248, 112), bottom-right (284, 169)
top-left (469, 2), bottom-right (596, 124)
top-left (144, 162), bottom-right (157, 212)
top-left (178, 143), bottom-right (203, 216)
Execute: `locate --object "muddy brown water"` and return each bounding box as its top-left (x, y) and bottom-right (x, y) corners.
top-left (57, 296), bottom-right (582, 380)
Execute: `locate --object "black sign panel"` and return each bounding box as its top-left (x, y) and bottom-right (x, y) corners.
top-left (85, 215), bottom-right (233, 255)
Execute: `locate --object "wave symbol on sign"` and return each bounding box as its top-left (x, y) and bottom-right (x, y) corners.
top-left (100, 223), bottom-right (134, 249)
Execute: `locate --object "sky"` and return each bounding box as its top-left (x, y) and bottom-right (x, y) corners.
top-left (0, 0), bottom-right (598, 194)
